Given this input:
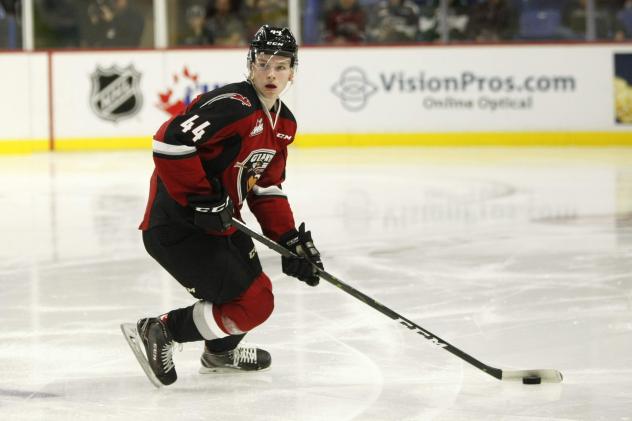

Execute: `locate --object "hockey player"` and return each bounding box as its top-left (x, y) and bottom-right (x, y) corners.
top-left (121, 25), bottom-right (324, 387)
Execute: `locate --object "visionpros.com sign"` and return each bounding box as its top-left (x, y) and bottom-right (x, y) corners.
top-left (332, 66), bottom-right (576, 112)
top-left (299, 45), bottom-right (618, 133)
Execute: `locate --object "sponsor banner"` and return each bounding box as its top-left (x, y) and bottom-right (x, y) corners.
top-left (295, 45), bottom-right (632, 133)
top-left (2, 44), bottom-right (631, 151)
top-left (0, 53), bottom-right (48, 144)
top-left (53, 51), bottom-right (161, 139)
top-left (52, 49), bottom-right (259, 142)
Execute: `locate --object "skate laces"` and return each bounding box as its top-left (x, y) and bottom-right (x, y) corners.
top-left (161, 341), bottom-right (182, 372)
top-left (233, 346), bottom-right (257, 365)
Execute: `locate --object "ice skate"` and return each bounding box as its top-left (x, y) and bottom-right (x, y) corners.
top-left (199, 344), bottom-right (271, 373)
top-left (121, 317), bottom-right (178, 387)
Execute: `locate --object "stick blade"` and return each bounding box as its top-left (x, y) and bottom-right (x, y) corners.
top-left (120, 323), bottom-right (163, 388)
top-left (501, 368), bottom-right (563, 383)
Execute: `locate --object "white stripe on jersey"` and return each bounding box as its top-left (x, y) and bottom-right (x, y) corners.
top-left (252, 185), bottom-right (286, 197)
top-left (152, 139), bottom-right (197, 156)
top-left (199, 93), bottom-right (241, 109)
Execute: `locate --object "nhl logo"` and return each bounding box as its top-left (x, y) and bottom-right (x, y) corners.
top-left (90, 64), bottom-right (143, 122)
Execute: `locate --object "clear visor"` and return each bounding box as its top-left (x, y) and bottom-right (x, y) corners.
top-left (251, 52), bottom-right (294, 72)
top-left (250, 48), bottom-right (295, 68)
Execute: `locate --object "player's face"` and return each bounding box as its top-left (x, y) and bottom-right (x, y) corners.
top-left (250, 54), bottom-right (294, 101)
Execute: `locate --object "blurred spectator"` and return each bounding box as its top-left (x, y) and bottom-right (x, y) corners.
top-left (466, 0), bottom-right (514, 41)
top-left (615, 0), bottom-right (632, 40)
top-left (368, 0), bottom-right (420, 43)
top-left (563, 0), bottom-right (615, 39)
top-left (324, 0), bottom-right (367, 44)
top-left (206, 0), bottom-right (246, 46)
top-left (302, 0), bottom-right (321, 44)
top-left (0, 2), bottom-right (8, 48)
top-left (446, 0), bottom-right (470, 41)
top-left (81, 0), bottom-right (144, 47)
top-left (180, 4), bottom-right (213, 45)
top-left (516, 0), bottom-right (565, 40)
top-left (244, 0), bottom-right (287, 39)
top-left (417, 0), bottom-right (440, 41)
top-left (416, 0), bottom-right (470, 42)
top-left (1, 0), bottom-right (21, 49)
top-left (34, 0), bottom-right (80, 47)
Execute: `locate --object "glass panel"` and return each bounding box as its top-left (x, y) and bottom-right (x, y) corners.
top-left (170, 0), bottom-right (288, 47)
top-left (33, 0), bottom-right (153, 49)
top-left (0, 0), bottom-right (22, 50)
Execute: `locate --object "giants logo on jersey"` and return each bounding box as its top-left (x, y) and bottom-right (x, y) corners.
top-left (234, 149), bottom-right (276, 204)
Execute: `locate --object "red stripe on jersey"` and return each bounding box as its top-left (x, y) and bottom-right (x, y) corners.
top-left (154, 154), bottom-right (213, 206)
top-left (247, 194), bottom-right (295, 241)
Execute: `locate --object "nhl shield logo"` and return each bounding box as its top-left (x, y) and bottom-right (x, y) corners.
top-left (90, 64), bottom-right (143, 122)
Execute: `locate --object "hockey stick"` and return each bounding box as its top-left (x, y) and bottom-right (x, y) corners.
top-left (231, 218), bottom-right (563, 383)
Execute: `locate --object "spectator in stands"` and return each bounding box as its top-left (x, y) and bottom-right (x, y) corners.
top-left (466, 0), bottom-right (514, 42)
top-left (417, 0), bottom-right (440, 41)
top-left (206, 0), bottom-right (246, 46)
top-left (416, 0), bottom-right (469, 42)
top-left (515, 0), bottom-right (567, 40)
top-left (615, 0), bottom-right (632, 40)
top-left (0, 0), bottom-right (21, 49)
top-left (81, 0), bottom-right (144, 48)
top-left (244, 0), bottom-right (288, 39)
top-left (0, 2), bottom-right (7, 48)
top-left (368, 0), bottom-right (420, 43)
top-left (1, 1), bottom-right (15, 49)
top-left (180, 4), bottom-right (213, 46)
top-left (324, 0), bottom-right (367, 44)
top-left (446, 0), bottom-right (470, 41)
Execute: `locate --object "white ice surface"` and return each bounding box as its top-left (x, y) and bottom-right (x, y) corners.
top-left (1, 148), bottom-right (632, 420)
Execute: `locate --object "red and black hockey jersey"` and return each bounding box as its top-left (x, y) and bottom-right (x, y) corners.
top-left (140, 80), bottom-right (296, 241)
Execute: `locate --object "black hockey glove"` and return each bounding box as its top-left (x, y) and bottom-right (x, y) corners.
top-left (188, 180), bottom-right (234, 232)
top-left (279, 222), bottom-right (324, 287)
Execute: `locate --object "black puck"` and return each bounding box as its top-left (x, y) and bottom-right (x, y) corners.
top-left (522, 376), bottom-right (542, 385)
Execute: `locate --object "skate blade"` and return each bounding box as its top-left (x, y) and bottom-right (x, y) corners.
top-left (199, 365), bottom-right (271, 374)
top-left (120, 323), bottom-right (163, 388)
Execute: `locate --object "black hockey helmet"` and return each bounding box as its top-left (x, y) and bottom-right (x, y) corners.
top-left (248, 25), bottom-right (298, 68)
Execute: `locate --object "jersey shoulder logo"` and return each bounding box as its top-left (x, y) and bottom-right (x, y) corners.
top-left (276, 132), bottom-right (292, 141)
top-left (230, 93), bottom-right (252, 107)
top-left (250, 118), bottom-right (264, 137)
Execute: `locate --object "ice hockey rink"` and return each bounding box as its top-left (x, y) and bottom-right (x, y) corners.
top-left (1, 147), bottom-right (631, 420)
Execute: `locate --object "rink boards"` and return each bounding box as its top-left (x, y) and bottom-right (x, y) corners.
top-left (1, 44), bottom-right (632, 152)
